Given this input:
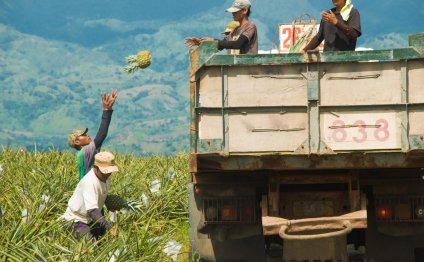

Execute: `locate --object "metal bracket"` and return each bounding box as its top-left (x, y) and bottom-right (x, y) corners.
top-left (294, 139), bottom-right (335, 154)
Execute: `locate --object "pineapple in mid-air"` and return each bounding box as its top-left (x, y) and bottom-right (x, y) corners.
top-left (105, 194), bottom-right (142, 212)
top-left (124, 50), bottom-right (151, 74)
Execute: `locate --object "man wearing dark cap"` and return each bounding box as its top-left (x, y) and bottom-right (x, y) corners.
top-left (61, 151), bottom-right (119, 240)
top-left (303, 0), bottom-right (361, 52)
top-left (67, 90), bottom-right (118, 180)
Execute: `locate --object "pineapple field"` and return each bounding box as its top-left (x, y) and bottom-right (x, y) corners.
top-left (0, 148), bottom-right (195, 261)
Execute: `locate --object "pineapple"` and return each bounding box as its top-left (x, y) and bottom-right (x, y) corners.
top-left (124, 50), bottom-right (151, 74)
top-left (105, 194), bottom-right (142, 212)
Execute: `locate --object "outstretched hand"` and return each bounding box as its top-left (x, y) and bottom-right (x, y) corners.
top-left (185, 37), bottom-right (217, 48)
top-left (185, 37), bottom-right (201, 47)
top-left (102, 89), bottom-right (118, 110)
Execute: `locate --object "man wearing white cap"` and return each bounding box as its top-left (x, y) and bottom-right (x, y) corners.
top-left (303, 0), bottom-right (361, 52)
top-left (61, 151), bottom-right (119, 240)
top-left (185, 0), bottom-right (258, 54)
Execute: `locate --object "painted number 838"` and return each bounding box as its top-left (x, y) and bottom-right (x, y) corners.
top-left (331, 119), bottom-right (390, 143)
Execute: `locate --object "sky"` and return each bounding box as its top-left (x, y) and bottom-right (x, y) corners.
top-left (1, 0), bottom-right (423, 51)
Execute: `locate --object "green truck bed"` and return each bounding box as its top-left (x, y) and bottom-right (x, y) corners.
top-left (189, 34), bottom-right (424, 171)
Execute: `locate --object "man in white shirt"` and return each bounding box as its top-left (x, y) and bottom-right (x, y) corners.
top-left (61, 151), bottom-right (119, 240)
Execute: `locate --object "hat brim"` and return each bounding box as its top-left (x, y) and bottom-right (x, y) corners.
top-left (74, 128), bottom-right (88, 137)
top-left (226, 7), bottom-right (242, 12)
top-left (81, 128), bottom-right (88, 136)
top-left (98, 165), bottom-right (119, 174)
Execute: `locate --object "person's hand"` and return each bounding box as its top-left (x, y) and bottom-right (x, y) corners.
top-left (102, 89), bottom-right (118, 110)
top-left (109, 225), bottom-right (118, 237)
top-left (321, 10), bottom-right (338, 25)
top-left (185, 37), bottom-right (201, 47)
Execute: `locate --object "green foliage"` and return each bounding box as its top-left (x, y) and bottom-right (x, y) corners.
top-left (0, 148), bottom-right (195, 261)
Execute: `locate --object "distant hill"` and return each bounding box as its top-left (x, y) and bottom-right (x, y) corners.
top-left (0, 24), bottom-right (189, 155)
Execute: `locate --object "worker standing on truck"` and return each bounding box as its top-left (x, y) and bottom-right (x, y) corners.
top-left (185, 21), bottom-right (240, 54)
top-left (185, 0), bottom-right (258, 54)
top-left (67, 90), bottom-right (118, 180)
top-left (303, 0), bottom-right (361, 52)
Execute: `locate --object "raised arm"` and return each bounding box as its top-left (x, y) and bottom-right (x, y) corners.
top-left (93, 90), bottom-right (118, 149)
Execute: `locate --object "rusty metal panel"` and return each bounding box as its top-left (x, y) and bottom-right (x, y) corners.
top-left (409, 135), bottom-right (424, 150)
top-left (195, 153), bottom-right (424, 171)
top-left (198, 139), bottom-right (222, 153)
top-left (282, 191), bottom-right (347, 218)
top-left (227, 65), bottom-right (307, 107)
top-left (190, 35), bottom-right (424, 167)
top-left (320, 61), bottom-right (402, 106)
top-left (408, 60), bottom-right (424, 104)
top-left (409, 111), bottom-right (424, 136)
top-left (228, 112), bottom-right (308, 152)
top-left (198, 114), bottom-right (223, 140)
top-left (198, 67), bottom-right (222, 108)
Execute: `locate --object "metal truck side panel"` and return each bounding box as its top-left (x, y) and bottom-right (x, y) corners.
top-left (190, 37), bottom-right (424, 162)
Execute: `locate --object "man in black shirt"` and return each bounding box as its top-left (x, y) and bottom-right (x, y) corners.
top-left (303, 0), bottom-right (361, 52)
top-left (185, 0), bottom-right (258, 55)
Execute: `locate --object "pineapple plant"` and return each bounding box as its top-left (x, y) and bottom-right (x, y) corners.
top-left (105, 194), bottom-right (142, 212)
top-left (123, 50), bottom-right (151, 74)
top-left (0, 149), bottom-right (191, 261)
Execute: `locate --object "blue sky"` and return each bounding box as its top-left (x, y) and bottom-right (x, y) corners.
top-left (1, 0), bottom-right (423, 50)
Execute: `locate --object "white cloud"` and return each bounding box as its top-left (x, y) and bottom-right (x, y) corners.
top-left (83, 18), bottom-right (165, 33)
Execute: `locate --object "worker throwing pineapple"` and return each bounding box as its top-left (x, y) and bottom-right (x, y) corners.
top-left (67, 90), bottom-right (118, 180)
top-left (60, 151), bottom-right (119, 240)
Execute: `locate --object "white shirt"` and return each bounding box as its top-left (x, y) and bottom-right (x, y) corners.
top-left (61, 168), bottom-right (110, 224)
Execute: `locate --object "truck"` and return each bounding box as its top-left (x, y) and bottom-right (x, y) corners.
top-left (188, 33), bottom-right (424, 262)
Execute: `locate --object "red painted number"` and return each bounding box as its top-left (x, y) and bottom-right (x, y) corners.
top-left (282, 27), bottom-right (292, 49)
top-left (352, 120), bottom-right (367, 143)
top-left (331, 119), bottom-right (390, 143)
top-left (282, 27), bottom-right (306, 48)
top-left (374, 119), bottom-right (390, 142)
top-left (331, 120), bottom-right (347, 142)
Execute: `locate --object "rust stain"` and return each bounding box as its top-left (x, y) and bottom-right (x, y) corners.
top-left (189, 154), bottom-right (198, 173)
top-left (192, 151), bottom-right (424, 172)
top-left (189, 48), bottom-right (199, 78)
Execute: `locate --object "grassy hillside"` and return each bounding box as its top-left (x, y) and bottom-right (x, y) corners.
top-left (0, 148), bottom-right (193, 261)
top-left (0, 24), bottom-right (190, 155)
